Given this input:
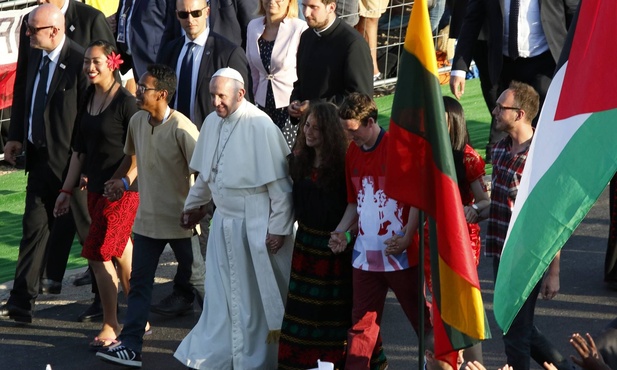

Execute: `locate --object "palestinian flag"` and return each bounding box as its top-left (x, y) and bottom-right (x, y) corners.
top-left (383, 0), bottom-right (489, 366)
top-left (494, 0), bottom-right (617, 332)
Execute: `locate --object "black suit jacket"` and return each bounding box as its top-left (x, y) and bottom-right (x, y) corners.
top-left (157, 32), bottom-right (251, 129)
top-left (115, 0), bottom-right (181, 78)
top-left (8, 38), bottom-right (88, 180)
top-left (208, 0), bottom-right (258, 49)
top-left (11, 1), bottom-right (114, 154)
top-left (291, 18), bottom-right (373, 106)
top-left (63, 0), bottom-right (116, 46)
top-left (452, 0), bottom-right (578, 84)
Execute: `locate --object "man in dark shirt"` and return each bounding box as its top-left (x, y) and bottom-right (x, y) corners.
top-left (288, 0), bottom-right (372, 121)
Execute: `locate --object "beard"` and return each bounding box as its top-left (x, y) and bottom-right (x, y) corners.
top-left (306, 17), bottom-right (330, 30)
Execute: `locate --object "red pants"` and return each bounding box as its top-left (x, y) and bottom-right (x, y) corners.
top-left (345, 267), bottom-right (432, 370)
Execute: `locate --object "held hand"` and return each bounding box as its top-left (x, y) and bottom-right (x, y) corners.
top-left (53, 193), bottom-right (71, 218)
top-left (103, 178), bottom-right (125, 202)
top-left (541, 271), bottom-right (560, 300)
top-left (497, 365), bottom-right (513, 370)
top-left (328, 231), bottom-right (348, 254)
top-left (266, 233), bottom-right (285, 254)
top-left (450, 75), bottom-right (466, 99)
top-left (384, 231), bottom-right (408, 256)
top-left (180, 207), bottom-right (207, 229)
top-left (543, 363), bottom-right (558, 370)
top-left (3, 141), bottom-right (23, 166)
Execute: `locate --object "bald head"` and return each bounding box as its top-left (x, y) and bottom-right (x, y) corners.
top-left (27, 4), bottom-right (65, 51)
top-left (33, 3), bottom-right (65, 29)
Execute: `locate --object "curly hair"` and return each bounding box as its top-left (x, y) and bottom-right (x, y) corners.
top-left (338, 92), bottom-right (378, 126)
top-left (147, 64), bottom-right (177, 102)
top-left (290, 102), bottom-right (348, 191)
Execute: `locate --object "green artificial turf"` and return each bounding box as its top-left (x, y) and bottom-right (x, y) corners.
top-left (0, 171), bottom-right (85, 284)
top-left (0, 78), bottom-right (492, 284)
top-left (375, 78), bottom-right (492, 171)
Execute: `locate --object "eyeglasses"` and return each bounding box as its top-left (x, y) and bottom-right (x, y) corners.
top-left (24, 20), bottom-right (56, 34)
top-left (136, 84), bottom-right (158, 94)
top-left (495, 103), bottom-right (521, 112)
top-left (176, 6), bottom-right (208, 19)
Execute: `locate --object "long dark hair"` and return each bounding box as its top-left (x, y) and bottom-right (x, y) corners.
top-left (443, 96), bottom-right (469, 193)
top-left (289, 102), bottom-right (348, 191)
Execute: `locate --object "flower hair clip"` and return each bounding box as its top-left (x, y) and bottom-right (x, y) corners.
top-left (107, 52), bottom-right (124, 71)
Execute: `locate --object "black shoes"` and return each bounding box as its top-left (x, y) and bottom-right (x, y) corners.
top-left (96, 343), bottom-right (142, 368)
top-left (39, 278), bottom-right (62, 294)
top-left (0, 303), bottom-right (33, 323)
top-left (78, 299), bottom-right (103, 322)
top-left (73, 268), bottom-right (92, 286)
top-left (150, 293), bottom-right (193, 317)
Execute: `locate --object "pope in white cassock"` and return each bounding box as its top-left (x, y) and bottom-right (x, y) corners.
top-left (174, 67), bottom-right (294, 369)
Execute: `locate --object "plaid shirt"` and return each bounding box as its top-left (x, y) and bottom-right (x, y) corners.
top-left (485, 136), bottom-right (531, 257)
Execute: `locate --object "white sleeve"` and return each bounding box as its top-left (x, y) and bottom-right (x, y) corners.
top-left (184, 172), bottom-right (212, 211)
top-left (266, 176), bottom-right (294, 236)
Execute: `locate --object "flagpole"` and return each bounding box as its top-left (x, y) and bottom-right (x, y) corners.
top-left (418, 210), bottom-right (425, 369)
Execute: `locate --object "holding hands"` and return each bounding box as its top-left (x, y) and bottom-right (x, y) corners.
top-left (384, 231), bottom-right (408, 256)
top-left (328, 231), bottom-right (348, 254)
top-left (103, 178), bottom-right (126, 201)
top-left (266, 233), bottom-right (285, 254)
top-left (180, 206), bottom-right (208, 230)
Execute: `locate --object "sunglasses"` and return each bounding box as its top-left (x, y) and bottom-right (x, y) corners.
top-left (24, 20), bottom-right (56, 34)
top-left (176, 6), bottom-right (208, 19)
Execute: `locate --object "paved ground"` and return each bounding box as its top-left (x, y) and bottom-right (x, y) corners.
top-left (1, 188), bottom-right (616, 369)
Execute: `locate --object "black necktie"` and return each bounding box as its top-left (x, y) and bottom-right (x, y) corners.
top-left (508, 0), bottom-right (520, 59)
top-left (32, 56), bottom-right (50, 147)
top-left (176, 42), bottom-right (195, 118)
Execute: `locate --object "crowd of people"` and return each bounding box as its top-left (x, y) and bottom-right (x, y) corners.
top-left (2, 0), bottom-right (616, 369)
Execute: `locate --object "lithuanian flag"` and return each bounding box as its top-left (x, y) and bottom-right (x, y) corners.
top-left (495, 0), bottom-right (617, 332)
top-left (383, 0), bottom-right (489, 365)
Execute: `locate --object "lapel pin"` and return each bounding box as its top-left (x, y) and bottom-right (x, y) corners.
top-left (70, 25), bottom-right (75, 32)
top-left (59, 63), bottom-right (66, 69)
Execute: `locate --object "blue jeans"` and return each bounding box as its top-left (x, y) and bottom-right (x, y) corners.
top-left (118, 234), bottom-right (204, 352)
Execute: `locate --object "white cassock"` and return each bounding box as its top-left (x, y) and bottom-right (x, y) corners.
top-left (174, 100), bottom-right (294, 370)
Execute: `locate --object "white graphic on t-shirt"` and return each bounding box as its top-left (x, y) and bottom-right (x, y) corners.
top-left (357, 176), bottom-right (402, 238)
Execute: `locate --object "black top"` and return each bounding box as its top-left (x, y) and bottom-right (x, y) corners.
top-left (291, 157), bottom-right (348, 231)
top-left (74, 87), bottom-right (138, 193)
top-left (291, 17), bottom-right (373, 106)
